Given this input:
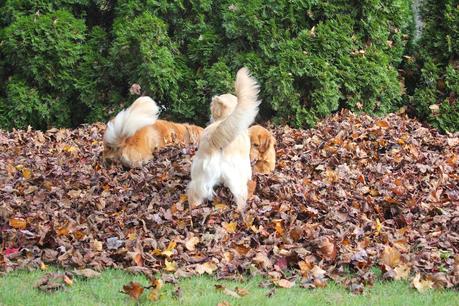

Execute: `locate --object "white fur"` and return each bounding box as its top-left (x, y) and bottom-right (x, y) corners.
top-left (187, 67), bottom-right (260, 213)
top-left (103, 96), bottom-right (159, 147)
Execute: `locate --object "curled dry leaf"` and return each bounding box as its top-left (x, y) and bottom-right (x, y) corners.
top-left (381, 246), bottom-right (401, 268)
top-left (196, 261), bottom-right (217, 275)
top-left (73, 268), bottom-right (101, 279)
top-left (215, 284), bottom-right (241, 298)
top-left (185, 236), bottom-right (200, 251)
top-left (235, 287), bottom-right (249, 296)
top-left (121, 281), bottom-right (144, 300)
top-left (276, 279), bottom-right (295, 288)
top-left (9, 217), bottom-right (27, 229)
top-left (164, 259), bottom-right (177, 272)
top-left (222, 222), bottom-right (237, 234)
top-left (393, 264), bottom-right (411, 280)
top-left (147, 278), bottom-right (163, 301)
top-left (412, 273), bottom-right (434, 293)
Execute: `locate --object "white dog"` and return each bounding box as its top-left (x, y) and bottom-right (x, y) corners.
top-left (187, 67), bottom-right (261, 214)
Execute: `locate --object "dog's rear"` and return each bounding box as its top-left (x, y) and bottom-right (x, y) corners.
top-left (103, 96), bottom-right (159, 166)
top-left (188, 68), bottom-right (260, 213)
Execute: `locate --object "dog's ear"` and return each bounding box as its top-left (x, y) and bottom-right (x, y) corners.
top-left (259, 132), bottom-right (275, 152)
top-left (210, 97), bottom-right (222, 119)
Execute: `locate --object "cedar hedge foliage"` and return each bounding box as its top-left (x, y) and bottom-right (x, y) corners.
top-left (407, 0), bottom-right (459, 132)
top-left (1, 0), bottom-right (455, 132)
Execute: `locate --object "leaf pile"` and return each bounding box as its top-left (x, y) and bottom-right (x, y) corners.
top-left (1, 110), bottom-right (458, 292)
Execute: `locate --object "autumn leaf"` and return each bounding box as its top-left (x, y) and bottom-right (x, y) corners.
top-left (91, 240), bottom-right (103, 252)
top-left (185, 236), bottom-right (200, 251)
top-left (196, 261), bottom-right (217, 275)
top-left (162, 240), bottom-right (177, 257)
top-left (235, 287), bottom-right (249, 296)
top-left (393, 264), bottom-right (411, 280)
top-left (9, 217), bottom-right (27, 229)
top-left (376, 119), bottom-right (390, 128)
top-left (73, 268), bottom-right (101, 279)
top-left (147, 278), bottom-right (163, 301)
top-left (215, 285), bottom-right (240, 298)
top-left (164, 259), bottom-right (177, 272)
top-left (273, 220), bottom-right (284, 236)
top-left (222, 222), bottom-right (237, 234)
top-left (63, 145), bottom-right (78, 153)
top-left (276, 279), bottom-right (295, 288)
top-left (375, 218), bottom-right (382, 235)
top-left (40, 262), bottom-right (48, 271)
top-left (21, 167), bottom-right (32, 180)
top-left (121, 281), bottom-right (144, 300)
top-left (318, 237), bottom-right (337, 261)
top-left (63, 275), bottom-right (73, 286)
top-left (412, 274), bottom-right (433, 293)
top-left (381, 246), bottom-right (401, 268)
top-left (253, 252), bottom-right (272, 270)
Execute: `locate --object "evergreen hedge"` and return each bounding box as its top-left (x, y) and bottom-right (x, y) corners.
top-left (0, 1), bottom-right (417, 130)
top-left (408, 0), bottom-right (459, 132)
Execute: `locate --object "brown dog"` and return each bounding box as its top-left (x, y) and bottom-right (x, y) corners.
top-left (249, 125), bottom-right (276, 174)
top-left (103, 97), bottom-right (203, 168)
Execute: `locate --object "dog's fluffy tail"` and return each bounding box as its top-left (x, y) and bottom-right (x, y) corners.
top-left (208, 67), bottom-right (260, 150)
top-left (103, 96), bottom-right (160, 147)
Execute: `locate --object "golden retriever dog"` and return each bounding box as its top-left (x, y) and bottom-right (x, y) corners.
top-left (103, 96), bottom-right (203, 168)
top-left (187, 67), bottom-right (260, 214)
top-left (249, 125), bottom-right (276, 174)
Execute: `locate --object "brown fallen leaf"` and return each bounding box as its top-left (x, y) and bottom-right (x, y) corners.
top-left (222, 222), bottom-right (237, 234)
top-left (185, 236), bottom-right (200, 251)
top-left (381, 246), bottom-right (401, 268)
top-left (276, 279), bottom-right (295, 288)
top-left (147, 278), bottom-right (163, 301)
top-left (412, 273), bottom-right (434, 293)
top-left (121, 281), bottom-right (144, 300)
top-left (215, 284), bottom-right (241, 298)
top-left (235, 287), bottom-right (249, 296)
top-left (164, 259), bottom-right (177, 272)
top-left (9, 217), bottom-right (27, 229)
top-left (318, 237), bottom-right (337, 261)
top-left (73, 268), bottom-right (101, 279)
top-left (217, 301), bottom-right (231, 306)
top-left (393, 264), bottom-right (411, 280)
top-left (195, 261), bottom-right (217, 275)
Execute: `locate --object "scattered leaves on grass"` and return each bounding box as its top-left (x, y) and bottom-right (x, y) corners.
top-left (34, 273), bottom-right (73, 292)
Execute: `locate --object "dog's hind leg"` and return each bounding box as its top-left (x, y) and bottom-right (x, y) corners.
top-left (226, 179), bottom-right (248, 215)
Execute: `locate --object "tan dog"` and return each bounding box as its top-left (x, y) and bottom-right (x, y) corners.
top-left (187, 67), bottom-right (261, 214)
top-left (249, 125), bottom-right (276, 174)
top-left (103, 96), bottom-right (203, 168)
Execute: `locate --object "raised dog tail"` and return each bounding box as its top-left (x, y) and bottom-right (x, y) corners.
top-left (208, 67), bottom-right (261, 150)
top-left (103, 96), bottom-right (160, 147)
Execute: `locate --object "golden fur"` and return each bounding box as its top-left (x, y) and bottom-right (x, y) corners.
top-left (249, 125), bottom-right (276, 174)
top-left (103, 97), bottom-right (203, 168)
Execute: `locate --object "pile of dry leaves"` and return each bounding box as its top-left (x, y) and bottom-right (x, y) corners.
top-left (1, 110), bottom-right (458, 293)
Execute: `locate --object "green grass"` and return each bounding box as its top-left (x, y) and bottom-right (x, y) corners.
top-left (0, 269), bottom-right (458, 306)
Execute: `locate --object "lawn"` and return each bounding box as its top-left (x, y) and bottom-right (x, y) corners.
top-left (1, 269), bottom-right (458, 306)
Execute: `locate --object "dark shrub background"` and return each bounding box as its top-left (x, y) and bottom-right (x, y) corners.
top-left (0, 0), bottom-right (456, 132)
